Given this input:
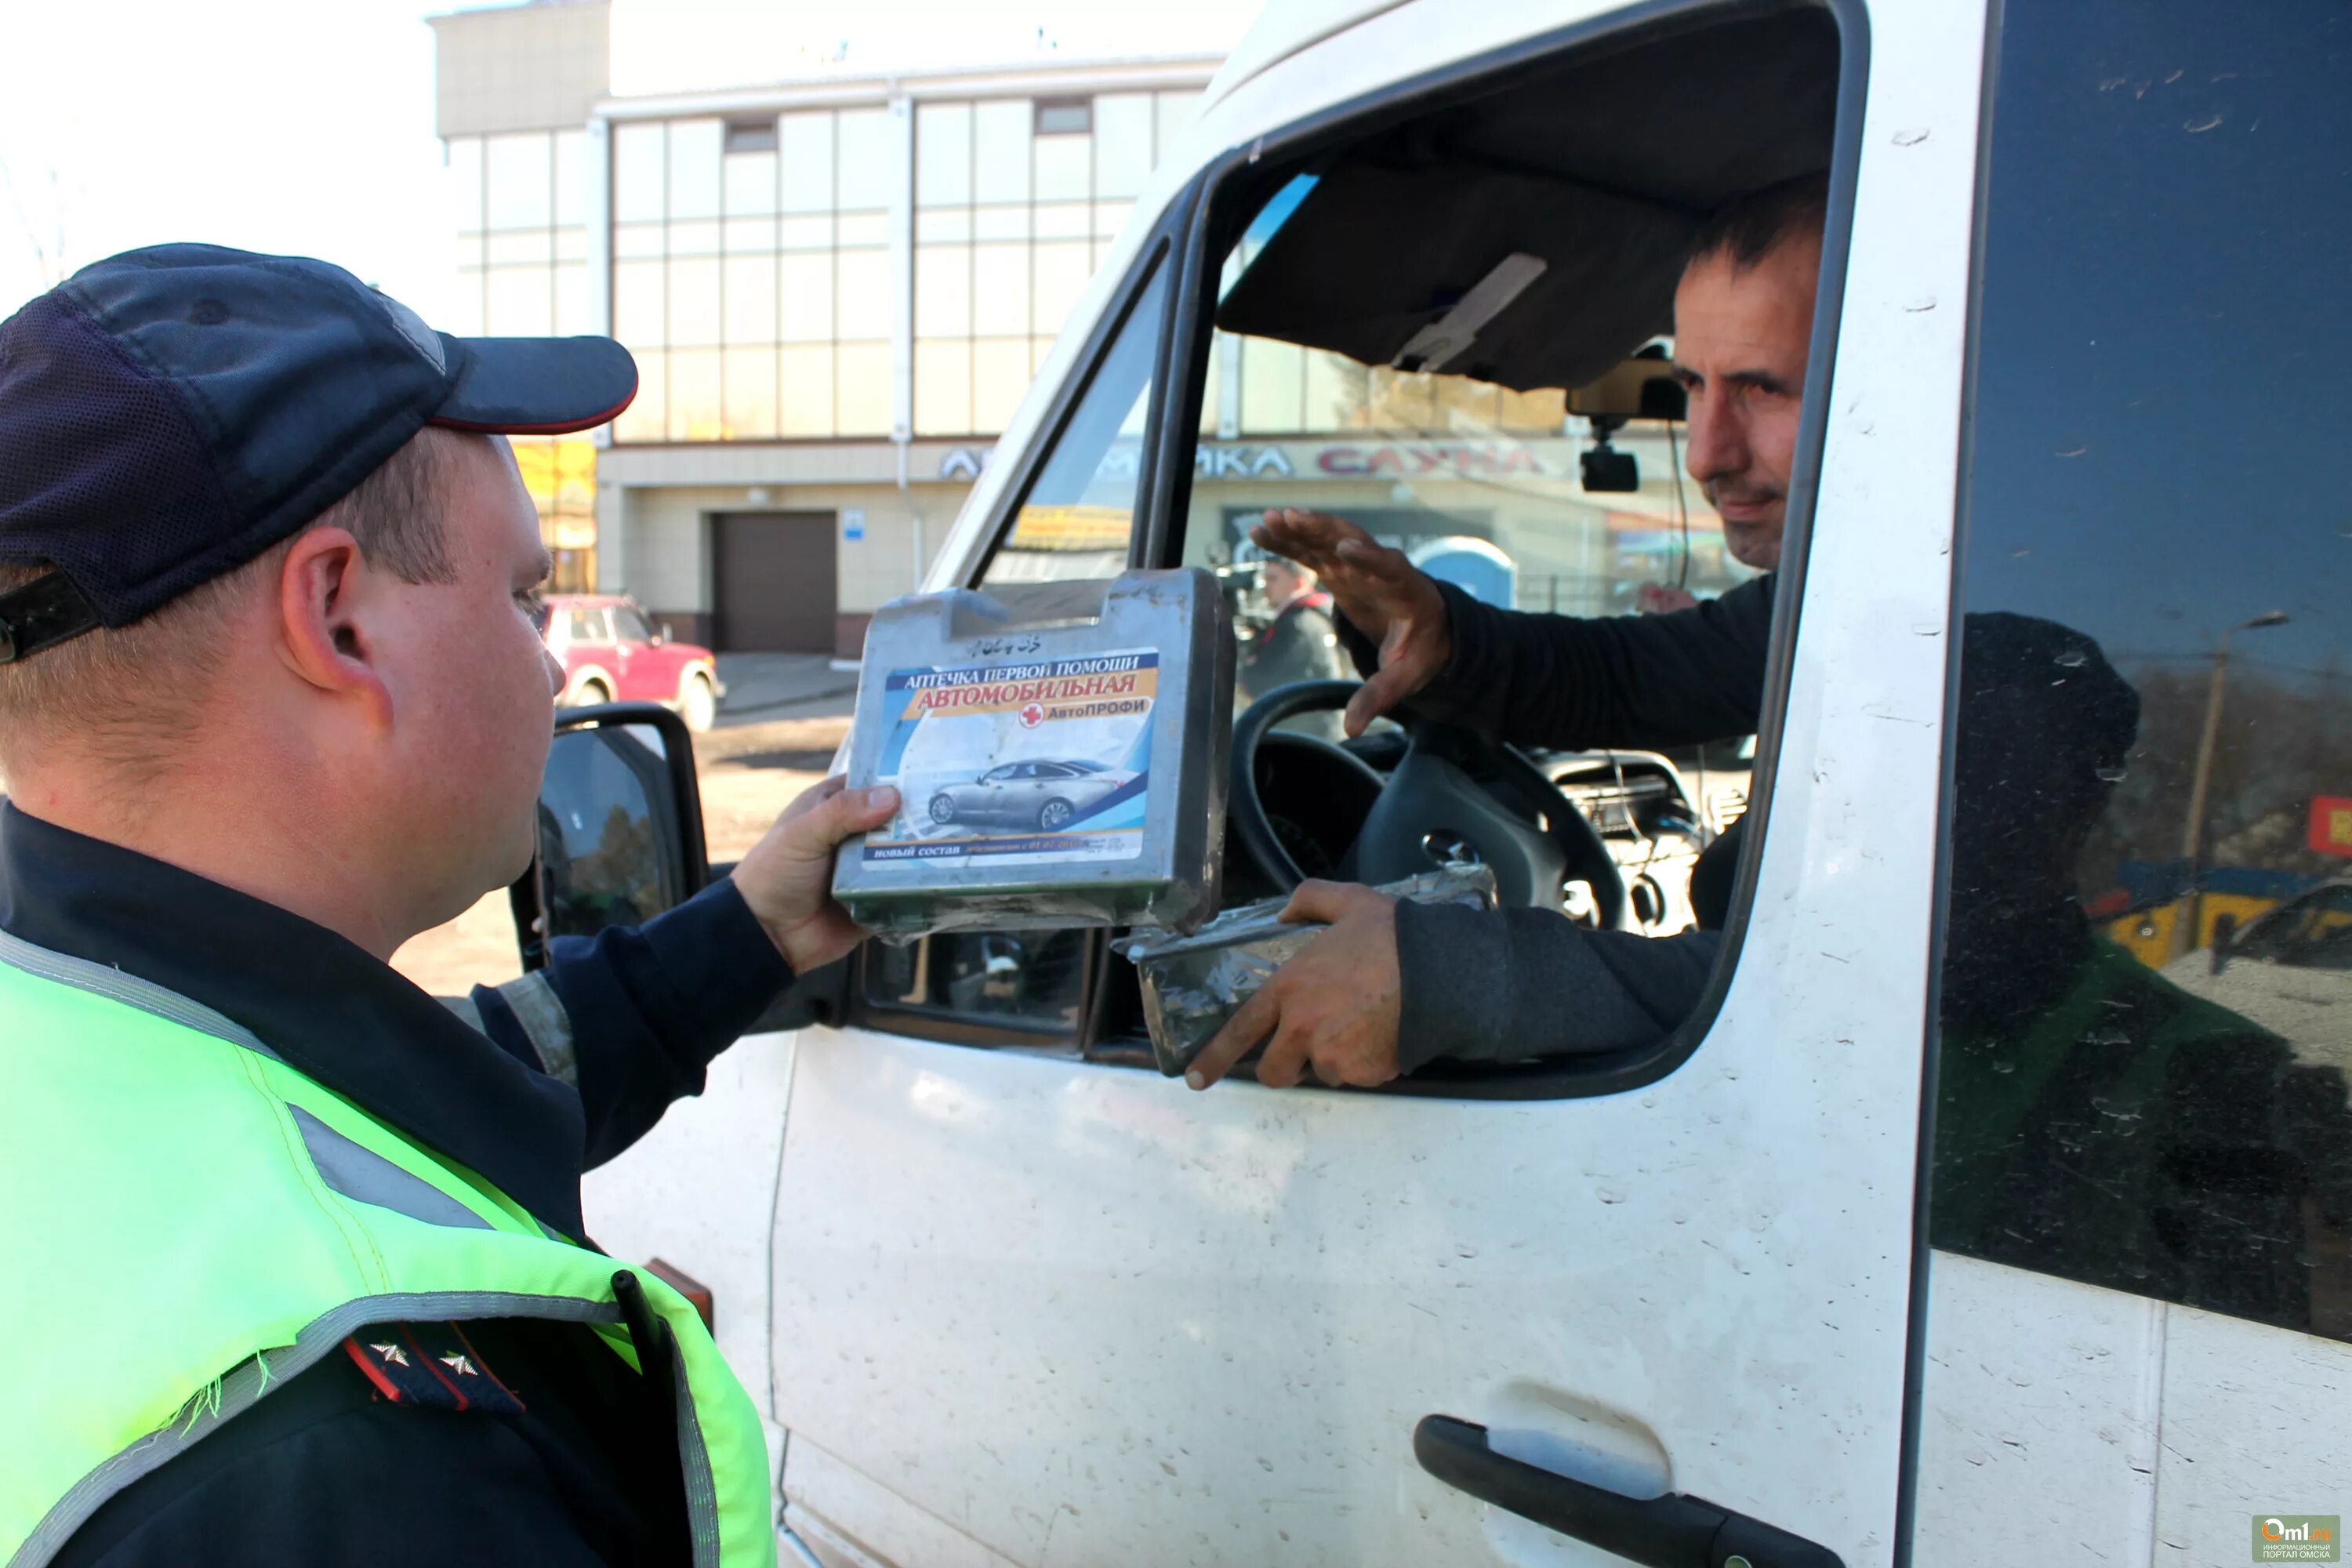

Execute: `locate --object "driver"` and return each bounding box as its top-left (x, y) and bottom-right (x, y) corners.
top-left (1187, 175), bottom-right (1823, 1091)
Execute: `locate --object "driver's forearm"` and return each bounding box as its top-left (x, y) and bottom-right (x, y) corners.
top-left (1391, 902), bottom-right (1719, 1073)
top-left (1338, 577), bottom-right (1772, 751)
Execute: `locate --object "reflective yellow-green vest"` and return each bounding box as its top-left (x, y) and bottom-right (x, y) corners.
top-left (0, 930), bottom-right (776, 1568)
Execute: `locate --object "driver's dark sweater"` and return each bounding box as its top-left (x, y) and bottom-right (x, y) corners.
top-left (1334, 575), bottom-right (1773, 1072)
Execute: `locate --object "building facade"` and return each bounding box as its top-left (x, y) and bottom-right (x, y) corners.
top-left (431, 0), bottom-right (1215, 652)
top-left (430, 3), bottom-right (1756, 659)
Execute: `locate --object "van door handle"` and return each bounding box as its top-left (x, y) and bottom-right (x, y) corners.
top-left (1413, 1415), bottom-right (1845, 1568)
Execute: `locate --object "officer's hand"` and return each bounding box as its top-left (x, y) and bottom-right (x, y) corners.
top-left (731, 776), bottom-right (899, 974)
top-left (1185, 880), bottom-right (1403, 1091)
top-left (1250, 508), bottom-right (1452, 736)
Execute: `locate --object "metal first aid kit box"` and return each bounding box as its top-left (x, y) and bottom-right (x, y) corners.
top-left (833, 568), bottom-right (1234, 937)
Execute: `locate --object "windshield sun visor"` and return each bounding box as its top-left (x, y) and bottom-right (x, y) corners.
top-left (1212, 7), bottom-right (1838, 392)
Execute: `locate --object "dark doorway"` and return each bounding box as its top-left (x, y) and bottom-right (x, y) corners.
top-left (713, 511), bottom-right (837, 652)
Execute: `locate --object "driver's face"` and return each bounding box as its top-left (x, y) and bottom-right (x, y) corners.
top-left (1671, 232), bottom-right (1820, 572)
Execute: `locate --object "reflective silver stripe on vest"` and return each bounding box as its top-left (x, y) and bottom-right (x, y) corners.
top-left (672, 1338), bottom-right (724, 1568)
top-left (494, 971), bottom-right (579, 1087)
top-left (0, 936), bottom-right (499, 1230)
top-left (288, 1106), bottom-right (493, 1232)
top-left (10, 1293), bottom-right (627, 1568)
top-left (0, 927), bottom-right (281, 1063)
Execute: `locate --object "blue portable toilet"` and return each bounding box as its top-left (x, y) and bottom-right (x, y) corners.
top-left (1408, 535), bottom-right (1518, 608)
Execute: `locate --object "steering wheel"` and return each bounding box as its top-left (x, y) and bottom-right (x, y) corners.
top-left (1228, 680), bottom-right (1628, 926)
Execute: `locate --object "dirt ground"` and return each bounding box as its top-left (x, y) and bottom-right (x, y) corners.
top-left (389, 713), bottom-right (849, 997)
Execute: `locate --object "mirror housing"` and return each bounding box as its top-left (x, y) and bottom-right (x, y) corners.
top-left (510, 699), bottom-right (858, 1035)
top-left (1567, 357), bottom-right (1688, 423)
top-left (1569, 355), bottom-right (1683, 495)
top-left (514, 702), bottom-right (708, 971)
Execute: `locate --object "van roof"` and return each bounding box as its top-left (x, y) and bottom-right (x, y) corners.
top-left (1201, 0), bottom-right (1414, 111)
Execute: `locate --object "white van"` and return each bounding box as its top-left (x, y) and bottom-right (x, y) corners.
top-left (547, 0), bottom-right (2352, 1562)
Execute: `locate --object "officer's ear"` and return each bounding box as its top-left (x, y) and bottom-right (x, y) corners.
top-left (275, 525), bottom-right (395, 731)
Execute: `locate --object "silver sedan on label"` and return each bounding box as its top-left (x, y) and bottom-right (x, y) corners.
top-left (927, 760), bottom-right (1136, 833)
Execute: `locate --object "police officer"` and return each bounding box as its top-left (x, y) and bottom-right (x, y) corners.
top-left (1236, 554), bottom-right (1348, 703)
top-left (0, 245), bottom-right (896, 1566)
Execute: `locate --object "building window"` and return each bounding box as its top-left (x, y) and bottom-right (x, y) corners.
top-left (446, 130), bottom-right (597, 566)
top-left (447, 129), bottom-right (587, 339)
top-left (510, 435), bottom-right (600, 593)
top-left (611, 108), bottom-right (895, 443)
top-left (724, 118), bottom-right (779, 154)
top-left (1033, 97), bottom-right (1092, 136)
top-left (913, 89), bottom-right (1200, 439)
top-left (593, 85), bottom-right (1207, 446)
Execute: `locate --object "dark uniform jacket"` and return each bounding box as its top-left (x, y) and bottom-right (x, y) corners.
top-left (0, 802), bottom-right (795, 1567)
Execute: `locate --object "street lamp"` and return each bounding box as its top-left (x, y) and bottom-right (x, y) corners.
top-left (2168, 609), bottom-right (2291, 960)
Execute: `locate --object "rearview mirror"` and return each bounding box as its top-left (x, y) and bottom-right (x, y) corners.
top-left (1566, 357), bottom-right (1687, 423)
top-left (512, 701), bottom-right (709, 970)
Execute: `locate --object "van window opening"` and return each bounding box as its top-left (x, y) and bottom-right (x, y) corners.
top-left (862, 2), bottom-right (1860, 1095)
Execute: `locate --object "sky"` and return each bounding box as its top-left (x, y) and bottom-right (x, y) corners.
top-left (0, 0), bottom-right (1261, 325)
top-left (0, 0), bottom-right (451, 318)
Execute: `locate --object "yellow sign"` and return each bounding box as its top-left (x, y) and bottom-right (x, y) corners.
top-left (1006, 504), bottom-right (1133, 552)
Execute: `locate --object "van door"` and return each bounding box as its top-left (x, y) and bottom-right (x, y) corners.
top-left (1913, 0), bottom-right (2352, 1555)
top-left (775, 2), bottom-right (1987, 1563)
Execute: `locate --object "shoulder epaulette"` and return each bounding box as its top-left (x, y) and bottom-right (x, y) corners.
top-left (340, 1322), bottom-right (525, 1415)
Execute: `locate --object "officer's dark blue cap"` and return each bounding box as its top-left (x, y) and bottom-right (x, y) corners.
top-left (0, 242), bottom-right (637, 663)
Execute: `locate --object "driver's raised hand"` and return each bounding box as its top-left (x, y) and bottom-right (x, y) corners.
top-left (1250, 508), bottom-right (1452, 736)
top-left (1185, 880), bottom-right (1403, 1092)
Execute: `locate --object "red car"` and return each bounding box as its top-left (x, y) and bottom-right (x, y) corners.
top-left (543, 594), bottom-right (724, 731)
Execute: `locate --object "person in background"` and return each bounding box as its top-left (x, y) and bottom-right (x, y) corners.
top-left (1237, 552), bottom-right (1348, 703)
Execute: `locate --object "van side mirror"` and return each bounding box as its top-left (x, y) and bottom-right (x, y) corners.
top-left (512, 702), bottom-right (708, 970)
top-left (507, 700), bottom-right (858, 1036)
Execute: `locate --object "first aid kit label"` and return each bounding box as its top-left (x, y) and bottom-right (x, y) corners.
top-left (862, 650), bottom-right (1156, 865)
